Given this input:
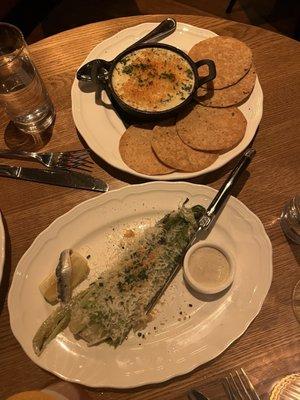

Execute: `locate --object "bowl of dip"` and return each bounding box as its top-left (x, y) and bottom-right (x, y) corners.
top-left (98, 43), bottom-right (216, 120)
top-left (183, 241), bottom-right (235, 295)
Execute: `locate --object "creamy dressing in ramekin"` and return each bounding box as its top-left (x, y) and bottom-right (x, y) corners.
top-left (112, 47), bottom-right (195, 112)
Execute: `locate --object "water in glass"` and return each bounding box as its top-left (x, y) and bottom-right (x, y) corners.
top-left (0, 23), bottom-right (55, 133)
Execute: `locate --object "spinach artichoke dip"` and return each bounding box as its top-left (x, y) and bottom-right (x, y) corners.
top-left (112, 48), bottom-right (195, 111)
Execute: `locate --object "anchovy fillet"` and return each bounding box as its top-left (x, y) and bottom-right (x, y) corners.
top-left (56, 249), bottom-right (72, 304)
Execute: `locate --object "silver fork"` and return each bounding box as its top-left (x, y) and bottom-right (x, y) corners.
top-left (0, 149), bottom-right (93, 172)
top-left (223, 369), bottom-right (260, 400)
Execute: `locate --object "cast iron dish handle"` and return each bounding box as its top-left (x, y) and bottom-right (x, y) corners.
top-left (92, 65), bottom-right (114, 106)
top-left (93, 65), bottom-right (122, 113)
top-left (194, 59), bottom-right (216, 87)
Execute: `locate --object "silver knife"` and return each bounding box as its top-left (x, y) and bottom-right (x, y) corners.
top-left (146, 148), bottom-right (256, 313)
top-left (0, 164), bottom-right (108, 192)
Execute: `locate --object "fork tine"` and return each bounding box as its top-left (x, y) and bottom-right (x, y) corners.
top-left (63, 159), bottom-right (94, 167)
top-left (58, 157), bottom-right (94, 170)
top-left (64, 154), bottom-right (92, 161)
top-left (230, 372), bottom-right (245, 400)
top-left (60, 153), bottom-right (92, 162)
top-left (73, 157), bottom-right (94, 165)
top-left (235, 370), bottom-right (252, 400)
top-left (224, 370), bottom-right (260, 400)
top-left (223, 378), bottom-right (237, 400)
top-left (61, 155), bottom-right (94, 166)
top-left (240, 369), bottom-right (260, 400)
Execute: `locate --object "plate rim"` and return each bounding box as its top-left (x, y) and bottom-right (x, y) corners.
top-left (71, 21), bottom-right (263, 181)
top-left (8, 182), bottom-right (272, 388)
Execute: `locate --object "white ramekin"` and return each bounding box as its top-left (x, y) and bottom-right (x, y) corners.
top-left (183, 241), bottom-right (236, 295)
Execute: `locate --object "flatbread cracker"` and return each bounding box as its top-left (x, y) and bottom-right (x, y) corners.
top-left (152, 124), bottom-right (218, 172)
top-left (189, 36), bottom-right (253, 89)
top-left (176, 105), bottom-right (247, 151)
top-left (196, 65), bottom-right (256, 107)
top-left (119, 125), bottom-right (174, 175)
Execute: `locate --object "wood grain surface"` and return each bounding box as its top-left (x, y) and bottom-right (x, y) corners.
top-left (0, 14), bottom-right (299, 400)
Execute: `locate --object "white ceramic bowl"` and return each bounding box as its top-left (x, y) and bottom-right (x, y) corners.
top-left (183, 241), bottom-right (236, 295)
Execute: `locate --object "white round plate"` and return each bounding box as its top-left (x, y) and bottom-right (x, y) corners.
top-left (72, 22), bottom-right (263, 181)
top-left (8, 182), bottom-right (272, 388)
top-left (0, 212), bottom-right (5, 284)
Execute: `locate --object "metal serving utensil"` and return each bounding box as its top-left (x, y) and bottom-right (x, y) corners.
top-left (223, 368), bottom-right (261, 400)
top-left (76, 18), bottom-right (177, 82)
top-left (146, 148), bottom-right (256, 313)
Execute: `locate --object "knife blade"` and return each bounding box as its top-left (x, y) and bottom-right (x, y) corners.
top-left (0, 164), bottom-right (108, 192)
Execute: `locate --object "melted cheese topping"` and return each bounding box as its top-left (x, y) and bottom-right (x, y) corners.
top-left (111, 48), bottom-right (195, 112)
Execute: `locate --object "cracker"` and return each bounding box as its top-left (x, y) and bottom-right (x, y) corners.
top-left (196, 65), bottom-right (256, 107)
top-left (119, 125), bottom-right (174, 175)
top-left (189, 36), bottom-right (253, 89)
top-left (152, 124), bottom-right (218, 172)
top-left (176, 105), bottom-right (247, 151)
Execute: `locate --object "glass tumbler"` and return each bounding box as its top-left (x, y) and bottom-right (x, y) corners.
top-left (280, 195), bottom-right (300, 244)
top-left (0, 23), bottom-right (55, 133)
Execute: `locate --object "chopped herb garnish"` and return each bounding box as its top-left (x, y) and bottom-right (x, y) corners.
top-left (186, 68), bottom-right (193, 79)
top-left (120, 57), bottom-right (129, 65)
top-left (138, 269), bottom-right (148, 280)
top-left (160, 72), bottom-right (175, 82)
top-left (181, 83), bottom-right (192, 92)
top-left (122, 65), bottom-right (133, 74)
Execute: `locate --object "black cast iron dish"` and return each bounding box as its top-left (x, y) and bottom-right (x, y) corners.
top-left (81, 43), bottom-right (216, 121)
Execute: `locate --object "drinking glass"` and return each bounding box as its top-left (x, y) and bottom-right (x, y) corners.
top-left (0, 23), bottom-right (55, 133)
top-left (280, 195), bottom-right (300, 244)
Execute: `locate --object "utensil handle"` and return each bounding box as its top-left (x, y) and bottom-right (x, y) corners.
top-left (207, 148), bottom-right (256, 218)
top-left (129, 18), bottom-right (176, 49)
top-left (0, 150), bottom-right (37, 161)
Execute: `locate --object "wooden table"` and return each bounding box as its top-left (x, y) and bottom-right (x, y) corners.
top-left (0, 14), bottom-right (299, 400)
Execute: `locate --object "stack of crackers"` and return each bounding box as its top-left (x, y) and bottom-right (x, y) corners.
top-left (119, 36), bottom-right (256, 176)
